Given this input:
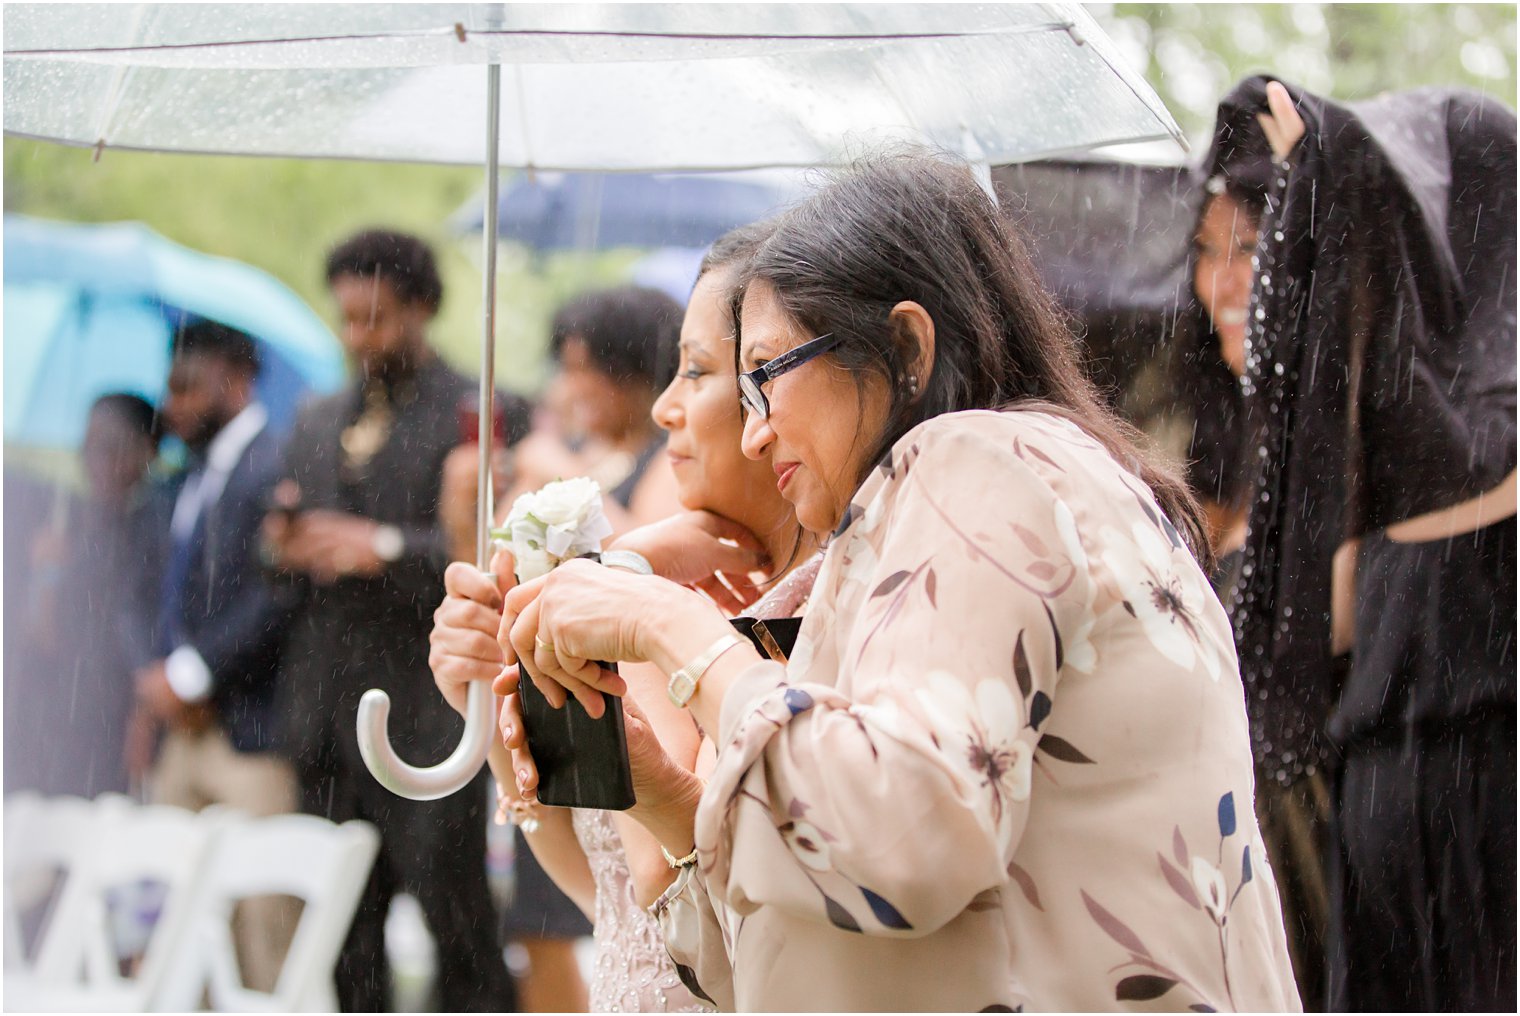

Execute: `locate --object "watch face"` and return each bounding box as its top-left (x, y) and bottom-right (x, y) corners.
top-left (667, 671), bottom-right (698, 708)
top-left (373, 525), bottom-right (405, 562)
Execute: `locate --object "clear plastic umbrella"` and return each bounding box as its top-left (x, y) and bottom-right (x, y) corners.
top-left (5, 2), bottom-right (1186, 800)
top-left (5, 5), bottom-right (1183, 166)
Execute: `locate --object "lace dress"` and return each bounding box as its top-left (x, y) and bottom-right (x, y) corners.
top-left (568, 554), bottom-right (822, 1013)
top-left (572, 809), bottom-right (709, 1013)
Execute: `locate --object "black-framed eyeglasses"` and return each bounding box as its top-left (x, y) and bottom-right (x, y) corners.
top-left (738, 332), bottom-right (842, 420)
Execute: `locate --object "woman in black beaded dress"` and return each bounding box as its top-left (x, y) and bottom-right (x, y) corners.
top-left (1186, 105), bottom-right (1334, 1009)
top-left (1210, 76), bottom-right (1516, 1012)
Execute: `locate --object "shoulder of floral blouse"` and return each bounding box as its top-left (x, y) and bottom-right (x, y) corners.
top-left (832, 410), bottom-right (1077, 543)
top-left (887, 406), bottom-right (1097, 453)
top-left (881, 408), bottom-right (1106, 490)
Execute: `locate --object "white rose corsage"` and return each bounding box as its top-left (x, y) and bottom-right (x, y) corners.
top-left (491, 476), bottom-right (614, 582)
top-left (487, 476), bottom-right (616, 827)
top-left (488, 476), bottom-right (636, 813)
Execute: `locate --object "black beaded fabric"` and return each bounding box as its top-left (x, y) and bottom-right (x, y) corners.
top-left (1227, 143), bottom-right (1334, 786)
top-left (1209, 78), bottom-right (1518, 785)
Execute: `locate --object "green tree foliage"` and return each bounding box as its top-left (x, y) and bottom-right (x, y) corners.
top-left (1096, 3), bottom-right (1517, 144)
top-left (3, 140), bottom-right (638, 394)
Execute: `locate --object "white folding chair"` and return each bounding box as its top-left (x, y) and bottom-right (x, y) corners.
top-left (155, 813), bottom-right (380, 1012)
top-left (3, 793), bottom-right (105, 977)
top-left (6, 798), bottom-right (223, 1012)
top-left (4, 792), bottom-right (44, 970)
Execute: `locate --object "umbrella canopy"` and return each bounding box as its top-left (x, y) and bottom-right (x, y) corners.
top-left (3, 214), bottom-right (347, 448)
top-left (454, 169), bottom-right (807, 251)
top-left (4, 4), bottom-right (1184, 169)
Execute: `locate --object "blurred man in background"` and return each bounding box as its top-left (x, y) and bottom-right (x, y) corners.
top-left (264, 229), bottom-right (526, 1012)
top-left (136, 320), bottom-right (299, 991)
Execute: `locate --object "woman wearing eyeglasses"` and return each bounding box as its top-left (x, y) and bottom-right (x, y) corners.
top-left (495, 152), bottom-right (1299, 1011)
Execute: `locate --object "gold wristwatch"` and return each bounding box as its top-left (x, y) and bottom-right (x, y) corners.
top-left (667, 633), bottom-right (745, 708)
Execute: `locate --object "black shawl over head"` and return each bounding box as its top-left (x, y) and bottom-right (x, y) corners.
top-left (1211, 76), bottom-right (1517, 783)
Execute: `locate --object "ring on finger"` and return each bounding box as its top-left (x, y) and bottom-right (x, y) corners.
top-left (534, 636), bottom-right (555, 653)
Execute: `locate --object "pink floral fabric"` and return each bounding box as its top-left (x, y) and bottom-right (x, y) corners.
top-left (655, 410), bottom-right (1301, 1012)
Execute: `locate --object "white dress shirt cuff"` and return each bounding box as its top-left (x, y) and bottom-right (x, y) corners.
top-left (165, 644), bottom-right (214, 703)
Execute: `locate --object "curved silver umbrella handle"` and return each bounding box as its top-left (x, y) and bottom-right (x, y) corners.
top-left (356, 681), bottom-right (496, 801)
top-left (357, 63), bottom-right (507, 802)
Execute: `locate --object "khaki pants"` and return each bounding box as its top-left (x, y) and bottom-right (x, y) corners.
top-left (151, 726), bottom-right (300, 994)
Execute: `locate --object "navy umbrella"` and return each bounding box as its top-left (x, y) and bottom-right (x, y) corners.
top-left (455, 170), bottom-right (805, 251)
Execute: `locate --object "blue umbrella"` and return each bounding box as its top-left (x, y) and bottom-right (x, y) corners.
top-left (454, 170), bottom-right (806, 251)
top-left (4, 214), bottom-right (347, 448)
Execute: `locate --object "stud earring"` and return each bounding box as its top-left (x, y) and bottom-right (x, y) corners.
top-left (907, 374), bottom-right (920, 397)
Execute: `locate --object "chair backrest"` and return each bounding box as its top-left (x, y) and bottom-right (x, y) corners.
top-left (155, 812), bottom-right (380, 1012)
top-left (3, 793), bottom-right (107, 974)
top-left (28, 800), bottom-right (223, 1010)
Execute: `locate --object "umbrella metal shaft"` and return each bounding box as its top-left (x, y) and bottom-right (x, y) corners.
top-left (356, 62), bottom-right (501, 801)
top-left (477, 63), bottom-right (501, 570)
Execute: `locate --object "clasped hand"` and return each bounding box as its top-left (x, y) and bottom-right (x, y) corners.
top-left (497, 559), bottom-right (658, 717)
top-left (261, 483), bottom-right (386, 584)
top-left (430, 511), bottom-right (758, 807)
top-left (497, 508), bottom-right (769, 712)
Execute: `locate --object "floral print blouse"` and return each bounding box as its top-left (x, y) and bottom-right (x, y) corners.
top-left (654, 410), bottom-right (1300, 1012)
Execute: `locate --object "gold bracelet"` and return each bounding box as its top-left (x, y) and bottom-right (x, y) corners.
top-left (660, 844), bottom-right (698, 869)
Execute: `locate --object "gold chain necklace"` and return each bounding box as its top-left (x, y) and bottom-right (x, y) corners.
top-left (340, 384), bottom-right (395, 470)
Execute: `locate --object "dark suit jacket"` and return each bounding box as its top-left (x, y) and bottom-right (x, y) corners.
top-left (175, 423), bottom-right (294, 753)
top-left (273, 357), bottom-right (530, 775)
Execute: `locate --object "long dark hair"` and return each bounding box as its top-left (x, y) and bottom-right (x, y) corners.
top-left (737, 150), bottom-right (1213, 569)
